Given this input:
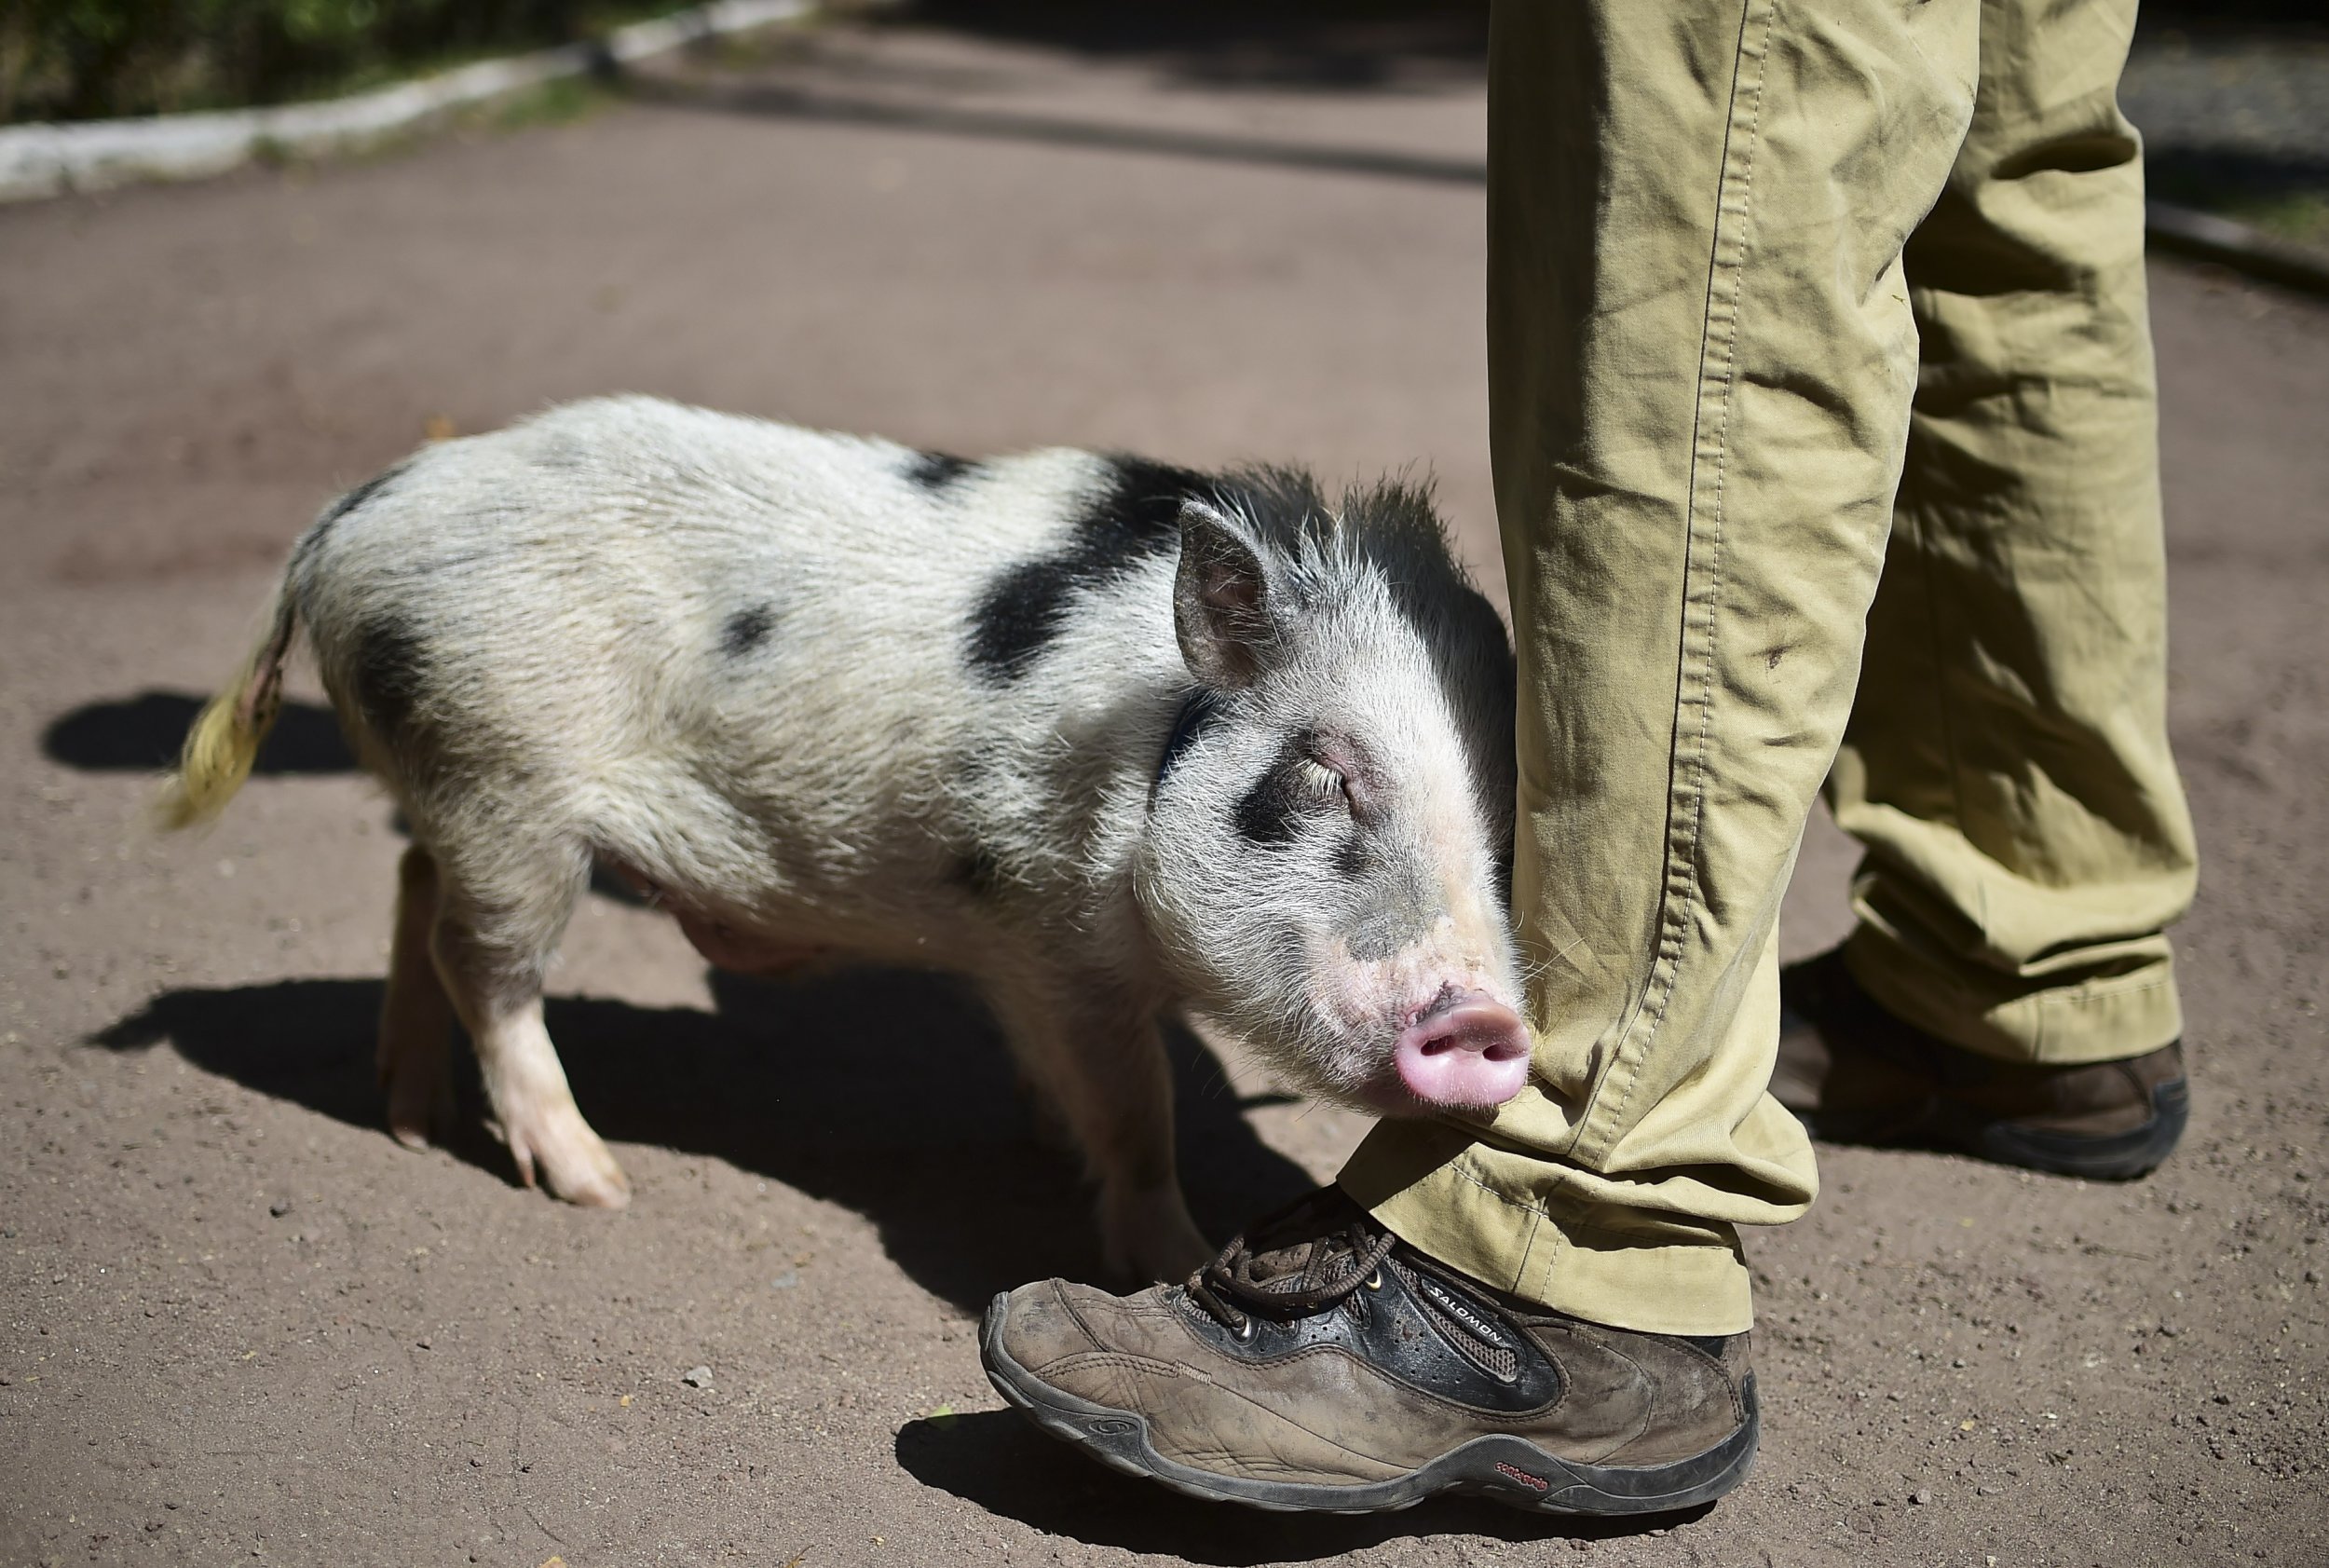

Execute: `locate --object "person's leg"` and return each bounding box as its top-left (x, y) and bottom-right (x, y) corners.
top-left (984, 0), bottom-right (1985, 1518)
top-left (1827, 0), bottom-right (2197, 1069)
top-left (1774, 0), bottom-right (2196, 1181)
top-left (1340, 0), bottom-right (1978, 1338)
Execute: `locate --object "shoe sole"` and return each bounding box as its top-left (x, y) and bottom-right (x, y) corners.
top-left (978, 1296), bottom-right (1759, 1517)
top-left (1798, 1075), bottom-right (2188, 1181)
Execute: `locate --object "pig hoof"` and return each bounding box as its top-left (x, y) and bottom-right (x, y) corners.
top-left (552, 1161), bottom-right (632, 1209)
top-left (509, 1109), bottom-right (631, 1209)
top-left (382, 1063), bottom-right (452, 1151)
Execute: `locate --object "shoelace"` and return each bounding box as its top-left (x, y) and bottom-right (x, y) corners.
top-left (1182, 1192), bottom-right (1401, 1337)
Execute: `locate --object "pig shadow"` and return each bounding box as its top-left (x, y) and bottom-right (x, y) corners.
top-left (63, 689), bottom-right (1699, 1548)
top-left (892, 1410), bottom-right (1709, 1559)
top-left (88, 966), bottom-right (1315, 1313)
top-left (42, 690), bottom-right (358, 774)
top-left (42, 689), bottom-right (661, 904)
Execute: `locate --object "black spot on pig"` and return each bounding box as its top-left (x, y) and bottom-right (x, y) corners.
top-left (1233, 743), bottom-right (1316, 848)
top-left (905, 451), bottom-right (978, 492)
top-left (352, 619), bottom-right (429, 738)
top-left (1329, 831), bottom-right (1369, 882)
top-left (321, 462), bottom-right (408, 529)
top-left (293, 459), bottom-right (411, 567)
top-left (966, 456), bottom-right (1211, 683)
top-left (1087, 457), bottom-right (1209, 550)
top-left (722, 604), bottom-right (776, 658)
top-left (966, 558), bottom-right (1073, 683)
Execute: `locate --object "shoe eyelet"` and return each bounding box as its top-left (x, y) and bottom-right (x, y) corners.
top-left (1233, 1320), bottom-right (1254, 1341)
top-left (1365, 1271), bottom-right (1382, 1291)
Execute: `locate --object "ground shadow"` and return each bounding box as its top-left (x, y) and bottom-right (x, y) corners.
top-left (885, 1), bottom-right (1489, 92)
top-left (42, 690), bottom-right (356, 774)
top-left (893, 1410), bottom-right (1707, 1561)
top-left (89, 966), bottom-right (1316, 1313)
top-left (2147, 146), bottom-right (2329, 225)
top-left (628, 73), bottom-right (1484, 186)
top-left (2138, 0), bottom-right (2329, 33)
top-left (627, 0), bottom-right (1495, 188)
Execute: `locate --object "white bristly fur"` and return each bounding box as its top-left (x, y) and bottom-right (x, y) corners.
top-left (170, 396), bottom-right (1522, 1282)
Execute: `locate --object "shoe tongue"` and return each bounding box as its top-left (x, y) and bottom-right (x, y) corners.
top-left (1242, 1233), bottom-right (1355, 1294)
top-left (1237, 1190), bottom-right (1374, 1295)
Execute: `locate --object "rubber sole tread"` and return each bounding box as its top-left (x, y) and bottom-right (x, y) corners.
top-left (979, 1294), bottom-right (1759, 1517)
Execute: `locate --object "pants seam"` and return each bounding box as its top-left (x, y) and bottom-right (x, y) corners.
top-left (1574, 0), bottom-right (1772, 1166)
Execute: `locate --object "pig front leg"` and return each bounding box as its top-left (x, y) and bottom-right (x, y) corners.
top-left (985, 976), bottom-right (1213, 1283)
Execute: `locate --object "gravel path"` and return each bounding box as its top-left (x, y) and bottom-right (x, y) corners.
top-left (3, 15), bottom-right (2326, 1567)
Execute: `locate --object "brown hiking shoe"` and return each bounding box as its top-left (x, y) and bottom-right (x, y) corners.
top-left (980, 1186), bottom-right (1758, 1516)
top-left (1772, 948), bottom-right (2187, 1179)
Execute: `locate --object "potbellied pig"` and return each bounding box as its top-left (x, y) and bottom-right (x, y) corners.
top-left (162, 395), bottom-right (1528, 1281)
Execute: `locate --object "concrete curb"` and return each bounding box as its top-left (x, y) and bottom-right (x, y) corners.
top-left (0, 0), bottom-right (810, 203)
top-left (2148, 200), bottom-right (2329, 299)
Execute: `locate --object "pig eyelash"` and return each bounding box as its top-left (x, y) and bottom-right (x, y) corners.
top-left (1297, 757), bottom-right (1347, 803)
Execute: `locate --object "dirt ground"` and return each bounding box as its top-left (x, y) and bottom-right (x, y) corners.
top-left (4, 14), bottom-right (2327, 1568)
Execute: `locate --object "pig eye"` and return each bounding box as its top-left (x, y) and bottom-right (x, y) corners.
top-left (1297, 757), bottom-right (1347, 804)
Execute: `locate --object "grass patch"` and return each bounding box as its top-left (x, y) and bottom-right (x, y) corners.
top-left (2218, 191), bottom-right (2329, 251)
top-left (2, 1), bottom-right (698, 124)
top-left (246, 72), bottom-right (620, 181)
top-left (481, 72), bottom-right (619, 132)
top-left (2151, 157), bottom-right (2329, 255)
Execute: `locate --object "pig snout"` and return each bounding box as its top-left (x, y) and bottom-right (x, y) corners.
top-left (1392, 990), bottom-right (1532, 1110)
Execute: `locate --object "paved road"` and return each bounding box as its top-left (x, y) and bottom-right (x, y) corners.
top-left (4, 14), bottom-right (2326, 1567)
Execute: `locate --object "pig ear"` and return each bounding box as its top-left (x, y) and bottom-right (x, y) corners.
top-left (1174, 498), bottom-right (1281, 691)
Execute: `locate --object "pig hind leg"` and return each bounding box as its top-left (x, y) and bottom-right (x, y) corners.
top-left (426, 834), bottom-right (630, 1208)
top-left (379, 843), bottom-right (456, 1148)
top-left (985, 975), bottom-right (1211, 1283)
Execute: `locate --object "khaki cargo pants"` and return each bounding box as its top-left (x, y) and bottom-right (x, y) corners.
top-left (1342, 0), bottom-right (2199, 1335)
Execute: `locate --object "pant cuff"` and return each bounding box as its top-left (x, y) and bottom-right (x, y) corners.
top-left (1339, 1126), bottom-right (1755, 1337)
top-left (1843, 926), bottom-right (2184, 1065)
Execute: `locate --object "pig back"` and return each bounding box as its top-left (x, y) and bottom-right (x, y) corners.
top-left (286, 395), bottom-right (1162, 927)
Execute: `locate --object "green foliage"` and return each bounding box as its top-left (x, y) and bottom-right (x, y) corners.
top-left (2189, 189), bottom-right (2329, 252)
top-left (0, 0), bottom-right (691, 123)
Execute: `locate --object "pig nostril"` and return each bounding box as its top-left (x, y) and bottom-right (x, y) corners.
top-left (1405, 992), bottom-right (1530, 1065)
top-left (1392, 995), bottom-right (1532, 1112)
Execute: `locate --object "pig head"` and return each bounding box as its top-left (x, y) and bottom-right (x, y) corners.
top-left (1137, 472), bottom-right (1532, 1119)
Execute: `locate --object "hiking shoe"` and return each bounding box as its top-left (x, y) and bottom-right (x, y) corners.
top-left (979, 1186), bottom-right (1758, 1516)
top-left (1772, 947), bottom-right (2187, 1179)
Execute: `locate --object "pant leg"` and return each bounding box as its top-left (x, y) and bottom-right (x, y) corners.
top-left (1340, 0), bottom-right (1980, 1337)
top-left (1832, 0), bottom-right (2198, 1067)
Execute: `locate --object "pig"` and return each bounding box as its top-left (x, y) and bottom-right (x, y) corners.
top-left (162, 395), bottom-right (1527, 1282)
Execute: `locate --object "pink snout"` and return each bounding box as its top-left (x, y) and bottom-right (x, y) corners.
top-left (1392, 993), bottom-right (1532, 1111)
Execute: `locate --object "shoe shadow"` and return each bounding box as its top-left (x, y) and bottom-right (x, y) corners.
top-left (88, 966), bottom-right (1316, 1314)
top-left (893, 1411), bottom-right (1709, 1561)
